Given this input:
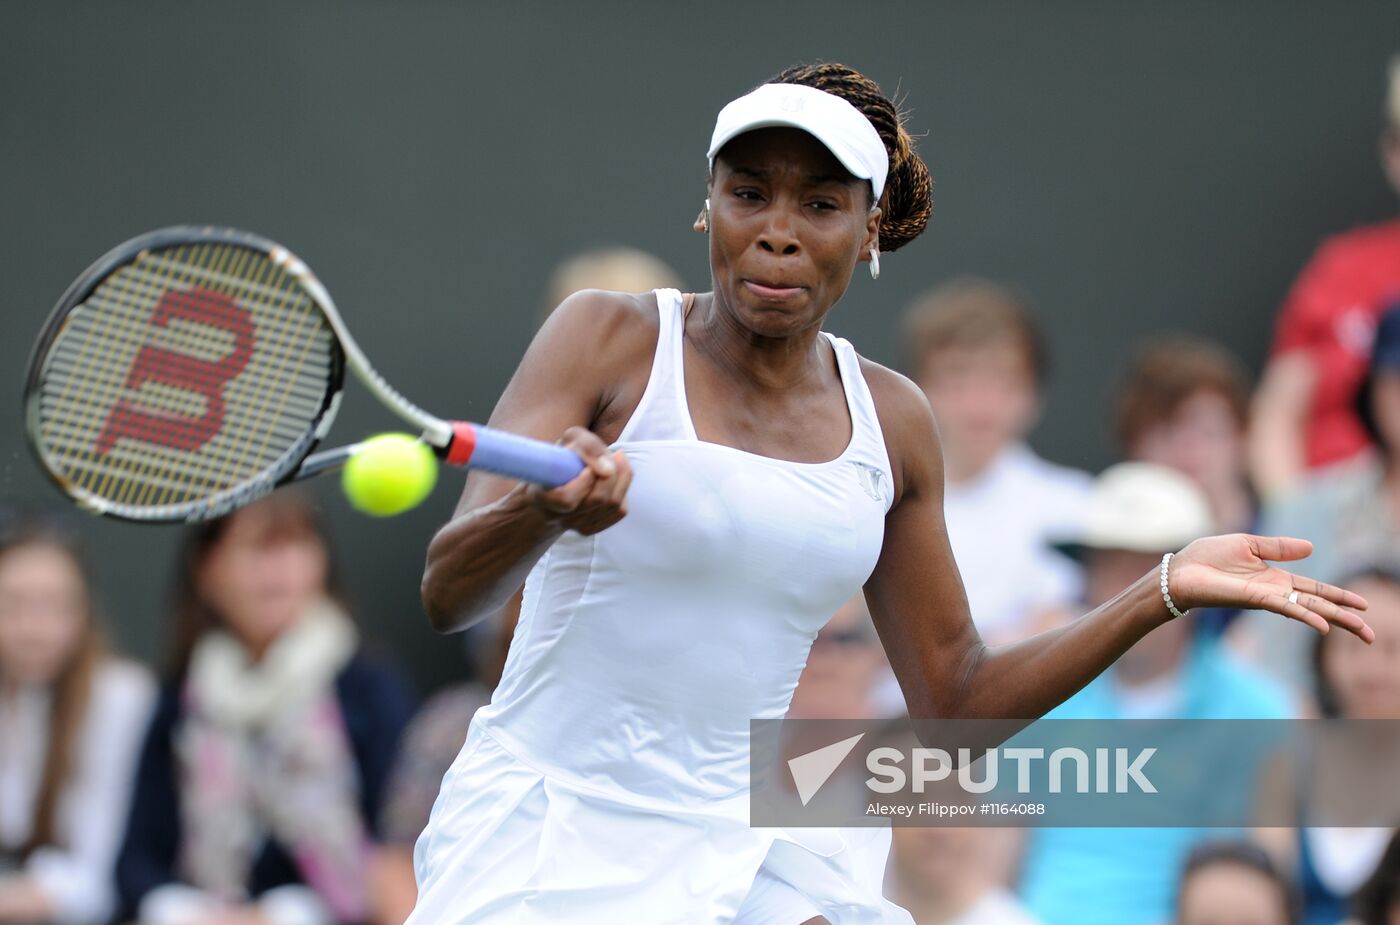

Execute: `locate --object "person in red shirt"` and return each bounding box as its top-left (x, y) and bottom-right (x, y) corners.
top-left (1250, 56), bottom-right (1400, 495)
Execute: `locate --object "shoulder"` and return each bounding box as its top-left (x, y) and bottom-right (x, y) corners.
top-left (93, 657), bottom-right (157, 709)
top-left (525, 289), bottom-right (671, 437)
top-left (537, 288), bottom-right (664, 368)
top-left (1301, 218), bottom-right (1400, 278)
top-left (85, 659), bottom-right (157, 736)
top-left (855, 354), bottom-right (941, 506)
top-left (857, 354), bottom-right (932, 426)
top-left (1320, 217), bottom-right (1400, 259)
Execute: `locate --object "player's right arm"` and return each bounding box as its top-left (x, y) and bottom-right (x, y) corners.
top-left (421, 290), bottom-right (651, 633)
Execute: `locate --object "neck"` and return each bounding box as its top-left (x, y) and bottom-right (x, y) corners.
top-left (695, 291), bottom-right (830, 392)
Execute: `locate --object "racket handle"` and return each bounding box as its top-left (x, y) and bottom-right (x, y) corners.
top-left (447, 423), bottom-right (587, 487)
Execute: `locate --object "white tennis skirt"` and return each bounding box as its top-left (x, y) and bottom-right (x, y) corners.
top-left (407, 719), bottom-right (913, 925)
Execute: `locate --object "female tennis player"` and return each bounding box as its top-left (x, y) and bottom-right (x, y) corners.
top-left (409, 62), bottom-right (1374, 925)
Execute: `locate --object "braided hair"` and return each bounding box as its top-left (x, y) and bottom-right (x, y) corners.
top-left (769, 62), bottom-right (933, 253)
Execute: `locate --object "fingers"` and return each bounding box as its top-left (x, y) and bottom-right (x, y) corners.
top-left (1270, 588), bottom-right (1375, 644)
top-left (1180, 535), bottom-right (1375, 644)
top-left (1290, 573), bottom-right (1370, 612)
top-left (1246, 535), bottom-right (1314, 563)
top-left (527, 428), bottom-right (631, 534)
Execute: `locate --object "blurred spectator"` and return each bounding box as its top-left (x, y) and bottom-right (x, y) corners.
top-left (787, 594), bottom-right (892, 721)
top-left (903, 278), bottom-right (1091, 642)
top-left (1352, 829), bottom-right (1400, 925)
top-left (1312, 570), bottom-right (1400, 721)
top-left (369, 246), bottom-right (685, 924)
top-left (888, 825), bottom-right (1042, 925)
top-left (1270, 306), bottom-right (1400, 577)
top-left (1019, 463), bottom-right (1292, 925)
top-left (1256, 569), bottom-right (1400, 925)
top-left (1248, 55), bottom-right (1400, 496)
top-left (116, 493), bottom-right (413, 925)
top-left (539, 246), bottom-right (683, 325)
top-left (1115, 338), bottom-right (1256, 638)
top-left (0, 508), bottom-right (154, 925)
top-left (1176, 840), bottom-right (1299, 925)
top-left (1115, 338), bottom-right (1254, 534)
top-left (1251, 306), bottom-right (1400, 693)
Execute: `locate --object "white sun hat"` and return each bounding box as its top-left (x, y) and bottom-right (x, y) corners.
top-left (707, 83), bottom-right (890, 201)
top-left (1053, 462), bottom-right (1215, 558)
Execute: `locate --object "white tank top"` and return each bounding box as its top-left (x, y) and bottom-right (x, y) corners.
top-left (474, 289), bottom-right (895, 806)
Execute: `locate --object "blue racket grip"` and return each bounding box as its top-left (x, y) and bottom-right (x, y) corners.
top-left (446, 423), bottom-right (587, 488)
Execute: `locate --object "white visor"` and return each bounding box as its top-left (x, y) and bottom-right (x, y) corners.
top-left (707, 83), bottom-right (889, 202)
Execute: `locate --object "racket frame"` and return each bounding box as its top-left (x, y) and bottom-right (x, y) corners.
top-left (25, 225), bottom-right (581, 524)
top-left (26, 227), bottom-right (378, 522)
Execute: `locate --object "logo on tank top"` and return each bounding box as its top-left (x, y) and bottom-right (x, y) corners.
top-left (850, 461), bottom-right (888, 504)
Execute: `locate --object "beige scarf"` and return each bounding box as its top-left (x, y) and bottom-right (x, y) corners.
top-left (175, 599), bottom-right (370, 921)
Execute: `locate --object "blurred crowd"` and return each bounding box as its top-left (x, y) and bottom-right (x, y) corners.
top-left (1, 56), bottom-right (1398, 925)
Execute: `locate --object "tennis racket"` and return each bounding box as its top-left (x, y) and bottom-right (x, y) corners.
top-left (24, 225), bottom-right (585, 523)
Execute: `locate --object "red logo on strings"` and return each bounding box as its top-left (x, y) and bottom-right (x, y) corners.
top-left (94, 287), bottom-right (255, 454)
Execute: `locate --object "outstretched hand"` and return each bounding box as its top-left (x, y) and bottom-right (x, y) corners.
top-left (1170, 534), bottom-right (1374, 643)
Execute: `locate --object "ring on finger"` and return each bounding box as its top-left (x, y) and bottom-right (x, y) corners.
top-left (1288, 590), bottom-right (1300, 606)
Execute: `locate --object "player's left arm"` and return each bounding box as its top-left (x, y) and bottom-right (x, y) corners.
top-left (859, 361), bottom-right (1372, 721)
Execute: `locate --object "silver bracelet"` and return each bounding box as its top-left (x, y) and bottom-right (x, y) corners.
top-left (1159, 552), bottom-right (1188, 619)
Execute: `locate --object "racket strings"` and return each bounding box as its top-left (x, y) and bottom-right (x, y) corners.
top-left (35, 242), bottom-right (337, 515)
top-left (41, 240), bottom-right (210, 508)
top-left (45, 241), bottom-right (254, 505)
top-left (98, 242), bottom-right (282, 509)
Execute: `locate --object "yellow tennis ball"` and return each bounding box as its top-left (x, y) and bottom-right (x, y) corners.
top-left (341, 433), bottom-right (438, 517)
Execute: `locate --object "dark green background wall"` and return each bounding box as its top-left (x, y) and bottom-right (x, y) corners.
top-left (3, 1), bottom-right (1397, 693)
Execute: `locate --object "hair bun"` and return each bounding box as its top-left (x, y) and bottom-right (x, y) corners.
top-left (770, 62), bottom-right (933, 253)
top-left (880, 130), bottom-right (932, 253)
